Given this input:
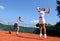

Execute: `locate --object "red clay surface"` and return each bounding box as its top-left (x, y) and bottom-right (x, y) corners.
top-left (0, 30), bottom-right (60, 41)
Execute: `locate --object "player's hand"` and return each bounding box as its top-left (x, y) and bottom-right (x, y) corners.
top-left (48, 8), bottom-right (50, 10)
top-left (36, 7), bottom-right (40, 12)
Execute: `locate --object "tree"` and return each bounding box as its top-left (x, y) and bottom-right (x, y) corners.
top-left (56, 0), bottom-right (60, 18)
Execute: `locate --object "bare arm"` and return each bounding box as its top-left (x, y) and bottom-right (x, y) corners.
top-left (45, 8), bottom-right (50, 14)
top-left (19, 18), bottom-right (24, 22)
top-left (36, 7), bottom-right (41, 13)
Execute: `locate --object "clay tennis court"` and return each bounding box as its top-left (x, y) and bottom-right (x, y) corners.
top-left (0, 30), bottom-right (60, 41)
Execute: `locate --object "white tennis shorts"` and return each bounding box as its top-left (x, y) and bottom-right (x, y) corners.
top-left (39, 18), bottom-right (45, 24)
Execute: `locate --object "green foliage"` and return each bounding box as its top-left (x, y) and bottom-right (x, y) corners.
top-left (56, 0), bottom-right (60, 18)
top-left (55, 21), bottom-right (60, 35)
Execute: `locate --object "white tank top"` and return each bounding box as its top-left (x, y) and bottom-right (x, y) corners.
top-left (16, 20), bottom-right (20, 24)
top-left (40, 11), bottom-right (45, 18)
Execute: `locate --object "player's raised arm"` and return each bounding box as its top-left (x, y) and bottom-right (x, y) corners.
top-left (36, 7), bottom-right (41, 13)
top-left (45, 8), bottom-right (50, 14)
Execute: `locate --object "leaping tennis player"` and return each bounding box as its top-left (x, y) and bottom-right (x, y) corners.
top-left (36, 7), bottom-right (50, 38)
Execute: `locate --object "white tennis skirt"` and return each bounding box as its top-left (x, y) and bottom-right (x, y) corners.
top-left (39, 18), bottom-right (45, 24)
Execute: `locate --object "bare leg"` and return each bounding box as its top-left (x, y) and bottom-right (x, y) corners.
top-left (39, 24), bottom-right (43, 37)
top-left (43, 24), bottom-right (47, 38)
top-left (40, 26), bottom-right (42, 34)
top-left (16, 26), bottom-right (19, 36)
top-left (43, 24), bottom-right (46, 34)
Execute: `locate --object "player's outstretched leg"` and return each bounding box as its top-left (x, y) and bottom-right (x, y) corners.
top-left (16, 26), bottom-right (19, 36)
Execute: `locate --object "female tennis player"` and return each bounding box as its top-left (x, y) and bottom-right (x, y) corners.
top-left (36, 7), bottom-right (50, 38)
top-left (9, 16), bottom-right (23, 36)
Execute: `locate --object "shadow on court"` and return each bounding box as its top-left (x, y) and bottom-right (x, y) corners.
top-left (18, 35), bottom-right (44, 40)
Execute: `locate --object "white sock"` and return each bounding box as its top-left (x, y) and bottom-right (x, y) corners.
top-left (16, 32), bottom-right (18, 35)
top-left (44, 34), bottom-right (47, 38)
top-left (40, 33), bottom-right (42, 37)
